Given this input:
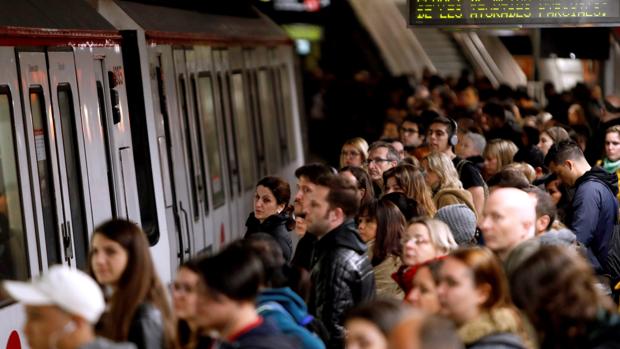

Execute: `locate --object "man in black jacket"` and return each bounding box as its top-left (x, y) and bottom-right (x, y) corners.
top-left (305, 174), bottom-right (375, 348)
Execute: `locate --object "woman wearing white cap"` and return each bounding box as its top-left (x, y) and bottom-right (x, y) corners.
top-left (89, 219), bottom-right (176, 349)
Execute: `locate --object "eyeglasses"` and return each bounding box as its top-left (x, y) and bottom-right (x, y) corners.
top-left (341, 150), bottom-right (361, 157)
top-left (401, 236), bottom-right (430, 246)
top-left (365, 158), bottom-right (391, 165)
top-left (400, 127), bottom-right (419, 134)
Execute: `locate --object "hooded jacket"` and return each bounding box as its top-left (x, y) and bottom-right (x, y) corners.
top-left (257, 287), bottom-right (325, 349)
top-left (217, 317), bottom-right (299, 349)
top-left (458, 308), bottom-right (530, 349)
top-left (433, 187), bottom-right (477, 217)
top-left (308, 219), bottom-right (375, 349)
top-left (245, 212), bottom-right (293, 262)
top-left (570, 167), bottom-right (618, 275)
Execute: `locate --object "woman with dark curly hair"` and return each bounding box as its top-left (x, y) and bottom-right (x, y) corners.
top-left (510, 245), bottom-right (620, 349)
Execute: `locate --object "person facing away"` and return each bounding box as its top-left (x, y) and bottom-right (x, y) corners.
top-left (3, 265), bottom-right (135, 349)
top-left (193, 241), bottom-right (298, 349)
top-left (304, 174), bottom-right (376, 348)
top-left (545, 140), bottom-right (619, 281)
top-left (245, 176), bottom-right (294, 262)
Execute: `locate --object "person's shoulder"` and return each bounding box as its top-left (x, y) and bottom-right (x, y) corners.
top-left (81, 338), bottom-right (137, 349)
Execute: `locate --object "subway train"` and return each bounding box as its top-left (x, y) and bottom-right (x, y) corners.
top-left (0, 0), bottom-right (305, 346)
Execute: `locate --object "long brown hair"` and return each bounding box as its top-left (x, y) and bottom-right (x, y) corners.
top-left (358, 199), bottom-right (405, 266)
top-left (383, 164), bottom-right (436, 216)
top-left (90, 219), bottom-right (176, 349)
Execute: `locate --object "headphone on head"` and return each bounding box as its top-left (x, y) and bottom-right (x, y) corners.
top-left (448, 118), bottom-right (459, 147)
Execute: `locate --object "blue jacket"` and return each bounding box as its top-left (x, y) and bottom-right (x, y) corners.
top-left (570, 167), bottom-right (618, 275)
top-left (257, 288), bottom-right (325, 349)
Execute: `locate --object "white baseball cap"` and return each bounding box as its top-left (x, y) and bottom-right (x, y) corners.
top-left (3, 265), bottom-right (105, 323)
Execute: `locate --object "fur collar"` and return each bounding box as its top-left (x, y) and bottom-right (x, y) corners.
top-left (458, 308), bottom-right (522, 345)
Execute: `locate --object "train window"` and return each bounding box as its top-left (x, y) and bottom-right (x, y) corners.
top-left (178, 76), bottom-right (200, 220)
top-left (57, 85), bottom-right (88, 270)
top-left (257, 69), bottom-right (280, 172)
top-left (0, 87), bottom-right (28, 285)
top-left (198, 75), bottom-right (225, 208)
top-left (96, 81), bottom-right (117, 217)
top-left (29, 87), bottom-right (61, 266)
top-left (191, 76), bottom-right (209, 215)
top-left (230, 73), bottom-right (255, 191)
top-left (279, 67), bottom-right (297, 162)
top-left (271, 68), bottom-right (289, 165)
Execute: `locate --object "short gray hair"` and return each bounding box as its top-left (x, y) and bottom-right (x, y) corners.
top-left (464, 132), bottom-right (486, 155)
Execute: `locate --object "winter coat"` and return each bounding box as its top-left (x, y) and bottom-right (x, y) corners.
top-left (308, 219), bottom-right (376, 349)
top-left (127, 303), bottom-right (166, 349)
top-left (367, 240), bottom-right (403, 299)
top-left (257, 287), bottom-right (325, 349)
top-left (540, 309), bottom-right (620, 349)
top-left (570, 167), bottom-right (619, 275)
top-left (217, 318), bottom-right (299, 349)
top-left (245, 212), bottom-right (294, 263)
top-left (458, 308), bottom-right (531, 349)
top-left (433, 187), bottom-right (477, 217)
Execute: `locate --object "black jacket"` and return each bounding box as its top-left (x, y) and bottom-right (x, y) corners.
top-left (217, 318), bottom-right (299, 349)
top-left (570, 167), bottom-right (618, 275)
top-left (308, 219), bottom-right (375, 349)
top-left (127, 303), bottom-right (166, 349)
top-left (245, 212), bottom-right (294, 263)
top-left (292, 233), bottom-right (317, 271)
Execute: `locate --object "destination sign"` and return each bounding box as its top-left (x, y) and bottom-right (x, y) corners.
top-left (409, 0), bottom-right (620, 27)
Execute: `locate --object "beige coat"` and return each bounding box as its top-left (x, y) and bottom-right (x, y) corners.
top-left (367, 240), bottom-right (403, 299)
top-left (433, 187), bottom-right (477, 217)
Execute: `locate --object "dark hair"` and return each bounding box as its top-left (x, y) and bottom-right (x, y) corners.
top-left (242, 233), bottom-right (287, 288)
top-left (257, 176), bottom-right (290, 206)
top-left (90, 219), bottom-right (176, 348)
top-left (196, 241), bottom-right (263, 302)
top-left (315, 174), bottom-right (360, 218)
top-left (295, 163), bottom-right (334, 183)
top-left (368, 141), bottom-right (400, 162)
top-left (523, 186), bottom-right (556, 231)
top-left (344, 299), bottom-right (405, 337)
top-left (402, 115), bottom-right (426, 135)
top-left (521, 126), bottom-right (540, 146)
top-left (486, 169), bottom-right (530, 190)
top-left (510, 246), bottom-right (614, 348)
top-left (340, 165), bottom-right (375, 206)
top-left (381, 192), bottom-right (423, 221)
top-left (544, 140), bottom-right (584, 167)
top-left (482, 101), bottom-right (506, 120)
top-left (430, 116), bottom-right (456, 136)
top-left (358, 199), bottom-right (405, 265)
top-left (513, 146), bottom-right (544, 170)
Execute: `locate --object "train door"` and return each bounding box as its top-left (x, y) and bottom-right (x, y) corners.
top-left (149, 47), bottom-right (192, 264)
top-left (18, 51), bottom-right (78, 268)
top-left (243, 49), bottom-right (268, 179)
top-left (172, 49), bottom-right (207, 252)
top-left (213, 49), bottom-right (241, 240)
top-left (228, 48), bottom-right (258, 224)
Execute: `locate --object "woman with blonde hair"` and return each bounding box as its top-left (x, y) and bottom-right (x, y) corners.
top-left (438, 247), bottom-right (533, 349)
top-left (482, 139), bottom-right (519, 180)
top-left (423, 152), bottom-right (476, 214)
top-left (340, 137), bottom-right (369, 168)
top-left (392, 217), bottom-right (458, 298)
top-left (596, 125), bottom-right (620, 201)
top-left (383, 164), bottom-right (436, 216)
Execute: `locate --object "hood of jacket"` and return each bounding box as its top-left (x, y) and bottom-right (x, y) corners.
top-left (575, 166), bottom-right (619, 196)
top-left (257, 287), bottom-right (312, 325)
top-left (315, 218), bottom-right (366, 254)
top-left (245, 212), bottom-right (291, 234)
top-left (434, 187), bottom-right (476, 213)
top-left (459, 308), bottom-right (528, 347)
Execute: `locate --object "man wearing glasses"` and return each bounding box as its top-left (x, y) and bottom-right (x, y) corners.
top-left (400, 116), bottom-right (424, 154)
top-left (366, 141), bottom-right (399, 197)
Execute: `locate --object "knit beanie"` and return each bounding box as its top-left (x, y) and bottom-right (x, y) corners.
top-left (435, 204), bottom-right (477, 245)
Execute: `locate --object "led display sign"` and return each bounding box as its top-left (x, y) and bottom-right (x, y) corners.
top-left (409, 0), bottom-right (620, 27)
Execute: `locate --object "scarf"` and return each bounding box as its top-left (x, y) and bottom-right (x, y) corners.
top-left (602, 158), bottom-right (620, 174)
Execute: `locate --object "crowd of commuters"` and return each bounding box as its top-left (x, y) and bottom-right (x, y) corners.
top-left (6, 73), bottom-right (620, 349)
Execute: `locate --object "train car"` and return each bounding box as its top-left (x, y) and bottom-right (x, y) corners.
top-left (0, 1), bottom-right (305, 347)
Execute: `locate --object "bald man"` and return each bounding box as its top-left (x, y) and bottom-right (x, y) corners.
top-left (479, 188), bottom-right (536, 261)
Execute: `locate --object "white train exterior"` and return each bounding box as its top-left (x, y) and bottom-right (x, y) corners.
top-left (0, 1), bottom-right (305, 347)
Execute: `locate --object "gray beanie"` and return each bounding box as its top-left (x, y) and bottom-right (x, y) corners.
top-left (435, 204), bottom-right (477, 245)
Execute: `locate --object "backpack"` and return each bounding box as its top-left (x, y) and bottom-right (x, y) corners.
top-left (455, 158), bottom-right (489, 199)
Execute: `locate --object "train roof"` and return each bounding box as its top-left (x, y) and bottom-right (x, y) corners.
top-left (0, 0), bottom-right (120, 45)
top-left (116, 0), bottom-right (291, 45)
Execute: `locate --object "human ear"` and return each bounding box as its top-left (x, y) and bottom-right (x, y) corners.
top-left (476, 283), bottom-right (491, 307)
